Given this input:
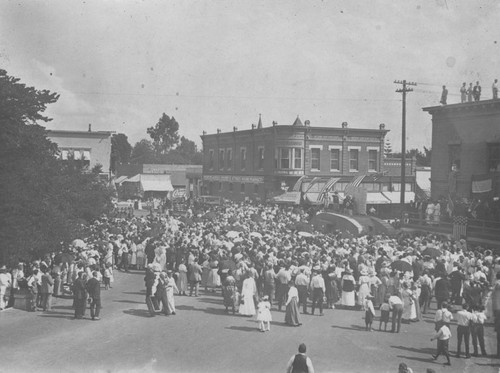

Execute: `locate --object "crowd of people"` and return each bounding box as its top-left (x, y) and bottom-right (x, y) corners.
top-left (440, 79), bottom-right (499, 105)
top-left (1, 198), bottom-right (500, 368)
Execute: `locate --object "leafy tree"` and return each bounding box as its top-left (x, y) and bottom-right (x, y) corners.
top-left (111, 133), bottom-right (132, 172)
top-left (147, 113), bottom-right (180, 156)
top-left (130, 139), bottom-right (157, 164)
top-left (0, 70), bottom-right (113, 264)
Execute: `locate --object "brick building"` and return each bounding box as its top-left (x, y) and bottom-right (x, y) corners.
top-left (423, 99), bottom-right (500, 200)
top-left (201, 116), bottom-right (416, 209)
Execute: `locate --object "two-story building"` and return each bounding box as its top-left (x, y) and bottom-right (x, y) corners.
top-left (201, 116), bottom-right (416, 211)
top-left (47, 125), bottom-right (114, 176)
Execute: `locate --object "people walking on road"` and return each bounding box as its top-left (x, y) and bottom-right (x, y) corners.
top-left (455, 303), bottom-right (472, 358)
top-left (256, 295), bottom-right (272, 332)
top-left (72, 271), bottom-right (87, 319)
top-left (165, 270), bottom-right (178, 315)
top-left (40, 266), bottom-right (54, 312)
top-left (389, 294), bottom-right (403, 333)
top-left (86, 271), bottom-right (101, 320)
top-left (364, 294), bottom-right (375, 331)
top-left (189, 259), bottom-right (202, 297)
top-left (310, 269), bottom-right (325, 316)
top-left (239, 271), bottom-right (257, 316)
top-left (286, 343), bottom-right (314, 373)
top-left (285, 281), bottom-right (301, 326)
top-left (0, 265), bottom-right (12, 310)
top-left (471, 305), bottom-right (488, 357)
top-left (431, 323), bottom-right (452, 366)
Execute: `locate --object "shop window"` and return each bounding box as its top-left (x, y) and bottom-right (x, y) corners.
top-left (294, 148), bottom-right (302, 169)
top-left (280, 148), bottom-right (290, 169)
top-left (228, 183), bottom-right (233, 192)
top-left (488, 143), bottom-right (500, 172)
top-left (240, 183), bottom-right (245, 193)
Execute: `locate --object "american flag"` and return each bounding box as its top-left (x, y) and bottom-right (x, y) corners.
top-left (292, 175), bottom-right (306, 192)
top-left (317, 177), bottom-right (340, 203)
top-left (452, 216), bottom-right (468, 240)
top-left (304, 177), bottom-right (321, 194)
top-left (344, 174), bottom-right (366, 193)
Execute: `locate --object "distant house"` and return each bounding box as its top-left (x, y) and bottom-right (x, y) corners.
top-left (47, 126), bottom-right (114, 176)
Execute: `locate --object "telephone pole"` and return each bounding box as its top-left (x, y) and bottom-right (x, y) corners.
top-left (394, 80), bottom-right (417, 218)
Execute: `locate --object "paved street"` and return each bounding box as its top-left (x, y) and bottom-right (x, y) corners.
top-left (0, 270), bottom-right (498, 373)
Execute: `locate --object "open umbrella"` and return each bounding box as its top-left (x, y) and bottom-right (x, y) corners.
top-left (226, 231), bottom-right (240, 239)
top-left (391, 260), bottom-right (413, 272)
top-left (203, 212), bottom-right (217, 220)
top-left (250, 232), bottom-right (262, 238)
top-left (251, 213), bottom-right (264, 222)
top-left (72, 239), bottom-right (86, 248)
top-left (421, 247), bottom-right (442, 258)
top-left (298, 231), bottom-right (314, 238)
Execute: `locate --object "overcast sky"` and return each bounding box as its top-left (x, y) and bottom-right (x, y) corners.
top-left (1, 0), bottom-right (499, 151)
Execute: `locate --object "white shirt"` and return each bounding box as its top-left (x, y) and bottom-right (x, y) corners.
top-left (310, 275), bottom-right (325, 292)
top-left (433, 325), bottom-right (452, 341)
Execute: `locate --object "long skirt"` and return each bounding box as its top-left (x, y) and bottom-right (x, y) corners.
top-left (177, 272), bottom-right (188, 293)
top-left (342, 291), bottom-right (355, 307)
top-left (223, 285), bottom-right (239, 309)
top-left (285, 296), bottom-right (300, 326)
top-left (207, 269), bottom-right (221, 288)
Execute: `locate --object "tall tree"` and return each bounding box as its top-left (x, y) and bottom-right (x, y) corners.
top-left (0, 70), bottom-right (113, 264)
top-left (147, 113), bottom-right (180, 156)
top-left (111, 133), bottom-right (132, 172)
top-left (130, 139), bottom-right (157, 164)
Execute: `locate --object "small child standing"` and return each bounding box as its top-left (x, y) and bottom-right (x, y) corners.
top-left (256, 296), bottom-right (272, 332)
top-left (379, 298), bottom-right (391, 331)
top-left (103, 263), bottom-right (113, 290)
top-left (364, 295), bottom-right (376, 331)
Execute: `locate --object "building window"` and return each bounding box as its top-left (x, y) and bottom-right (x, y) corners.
top-left (311, 148), bottom-right (321, 171)
top-left (73, 150), bottom-right (81, 160)
top-left (219, 149), bottom-right (225, 170)
top-left (226, 149), bottom-right (232, 170)
top-left (294, 148), bottom-right (302, 169)
top-left (489, 143), bottom-right (500, 172)
top-left (228, 183), bottom-right (233, 192)
top-left (254, 184), bottom-right (259, 194)
top-left (330, 148), bottom-right (340, 171)
top-left (349, 149), bottom-right (359, 171)
top-left (218, 182), bottom-right (223, 192)
top-left (61, 150), bottom-right (69, 160)
top-left (240, 148), bottom-right (246, 170)
top-left (240, 183), bottom-right (245, 193)
top-left (258, 147), bottom-right (264, 169)
top-left (209, 150), bottom-right (214, 170)
top-left (449, 144), bottom-right (461, 171)
top-left (280, 148), bottom-right (290, 169)
top-left (368, 150), bottom-right (378, 171)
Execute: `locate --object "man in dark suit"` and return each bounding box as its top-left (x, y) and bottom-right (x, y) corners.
top-left (86, 271), bottom-right (101, 320)
top-left (189, 259), bottom-right (202, 297)
top-left (435, 273), bottom-right (450, 310)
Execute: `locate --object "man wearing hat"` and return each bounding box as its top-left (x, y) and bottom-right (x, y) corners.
top-left (310, 268), bottom-right (325, 316)
top-left (86, 271), bottom-right (101, 320)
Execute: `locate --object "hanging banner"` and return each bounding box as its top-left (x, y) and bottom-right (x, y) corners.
top-left (472, 174), bottom-right (492, 194)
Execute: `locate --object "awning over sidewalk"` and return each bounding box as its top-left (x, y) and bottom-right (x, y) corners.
top-left (122, 174), bottom-right (174, 192)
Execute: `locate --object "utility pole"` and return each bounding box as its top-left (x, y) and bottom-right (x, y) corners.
top-left (394, 80), bottom-right (417, 218)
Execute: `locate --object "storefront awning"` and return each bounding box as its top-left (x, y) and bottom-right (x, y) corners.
top-left (366, 192), bottom-right (392, 204)
top-left (381, 191), bottom-right (415, 204)
top-left (273, 191), bottom-right (301, 204)
top-left (122, 174), bottom-right (174, 192)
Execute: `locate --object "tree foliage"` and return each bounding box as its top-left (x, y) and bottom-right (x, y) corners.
top-left (147, 113), bottom-right (180, 156)
top-left (0, 70), bottom-right (113, 265)
top-left (130, 139), bottom-right (157, 164)
top-left (111, 133), bottom-right (132, 172)
top-left (391, 147), bottom-right (432, 167)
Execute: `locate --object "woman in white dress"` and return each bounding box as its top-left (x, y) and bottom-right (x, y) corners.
top-left (341, 270), bottom-right (356, 307)
top-left (401, 282), bottom-right (417, 322)
top-left (357, 269), bottom-right (371, 306)
top-left (207, 258), bottom-right (221, 292)
top-left (239, 272), bottom-right (256, 316)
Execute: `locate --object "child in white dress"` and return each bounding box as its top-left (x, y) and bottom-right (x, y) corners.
top-left (256, 296), bottom-right (272, 332)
